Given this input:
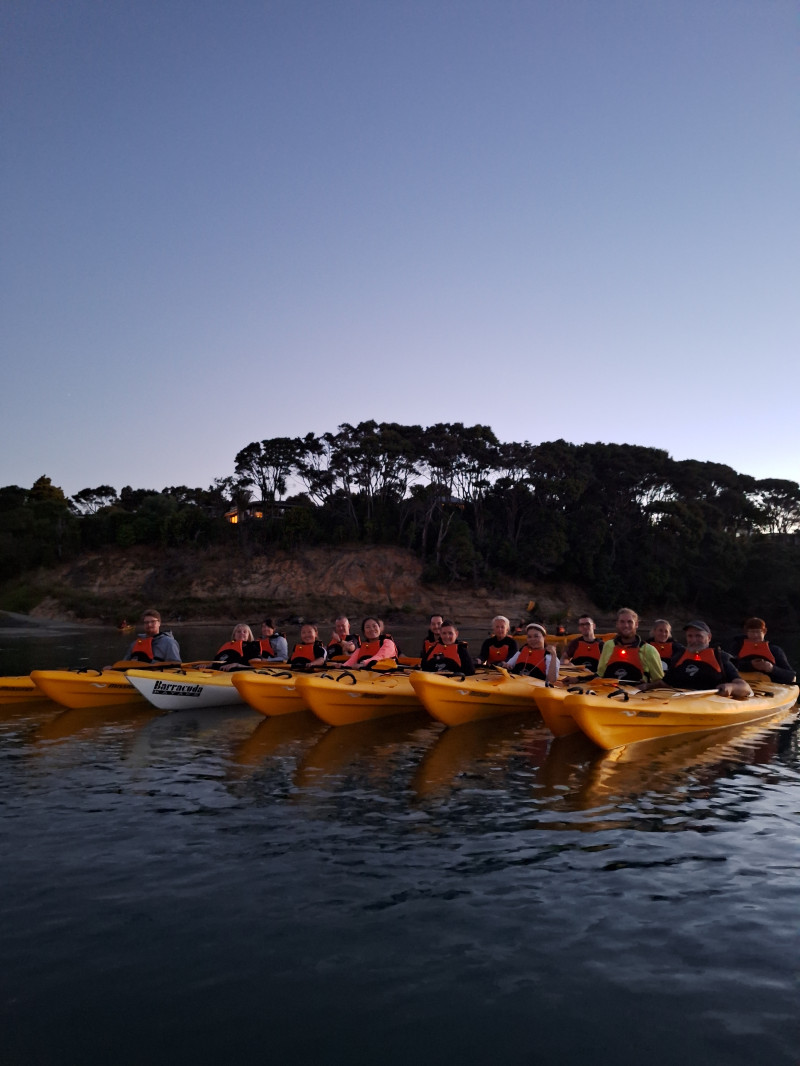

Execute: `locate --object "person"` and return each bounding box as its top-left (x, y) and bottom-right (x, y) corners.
top-left (289, 623), bottom-right (327, 670)
top-left (420, 614), bottom-right (444, 657)
top-left (326, 615), bottom-right (360, 659)
top-left (476, 615), bottom-right (518, 666)
top-left (648, 619), bottom-right (685, 671)
top-left (506, 623), bottom-right (559, 683)
top-left (641, 621), bottom-right (752, 700)
top-left (420, 620), bottom-right (475, 675)
top-left (125, 609), bottom-right (181, 663)
top-left (214, 624), bottom-right (264, 670)
top-left (254, 618), bottom-right (289, 663)
top-left (728, 617), bottom-right (796, 683)
top-left (561, 615), bottom-right (604, 668)
top-left (595, 607), bottom-right (664, 684)
top-left (343, 618), bottom-right (399, 669)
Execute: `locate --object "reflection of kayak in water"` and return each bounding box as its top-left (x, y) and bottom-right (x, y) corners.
top-left (294, 714), bottom-right (433, 789)
top-left (33, 704), bottom-right (160, 743)
top-left (412, 714), bottom-right (541, 797)
top-left (233, 712), bottom-right (327, 766)
top-left (294, 669), bottom-right (422, 725)
top-left (565, 680), bottom-right (799, 749)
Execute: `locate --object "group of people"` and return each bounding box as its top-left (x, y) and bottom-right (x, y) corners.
top-left (123, 606), bottom-right (795, 699)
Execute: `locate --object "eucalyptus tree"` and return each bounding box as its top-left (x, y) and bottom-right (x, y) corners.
top-left (234, 437), bottom-right (308, 510)
top-left (70, 485), bottom-right (119, 514)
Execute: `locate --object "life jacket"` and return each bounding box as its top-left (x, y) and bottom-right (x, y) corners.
top-left (512, 646), bottom-right (548, 678)
top-left (602, 642), bottom-right (646, 682)
top-left (569, 639), bottom-right (602, 667)
top-left (422, 633), bottom-right (438, 656)
top-left (426, 642), bottom-right (464, 672)
top-left (327, 633), bottom-right (359, 657)
top-left (670, 647), bottom-right (725, 689)
top-left (733, 639), bottom-right (776, 670)
top-left (216, 640), bottom-right (246, 660)
top-left (257, 637), bottom-right (278, 658)
top-left (128, 636), bottom-right (157, 663)
top-left (355, 638), bottom-right (386, 662)
top-left (649, 640), bottom-right (676, 661)
top-left (290, 642), bottom-right (323, 667)
top-left (486, 639), bottom-right (515, 665)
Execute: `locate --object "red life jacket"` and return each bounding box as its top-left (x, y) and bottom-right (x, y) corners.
top-left (426, 642), bottom-right (464, 671)
top-left (422, 637), bottom-right (438, 655)
top-left (602, 643), bottom-right (646, 682)
top-left (670, 647), bottom-right (725, 688)
top-left (217, 640), bottom-right (245, 657)
top-left (257, 637), bottom-right (277, 658)
top-left (735, 639), bottom-right (776, 669)
top-left (569, 639), bottom-right (602, 667)
top-left (355, 638), bottom-right (384, 662)
top-left (486, 640), bottom-right (514, 664)
top-left (512, 646), bottom-right (547, 678)
top-left (291, 642), bottom-right (321, 666)
top-left (129, 636), bottom-right (157, 663)
top-left (650, 641), bottom-right (676, 660)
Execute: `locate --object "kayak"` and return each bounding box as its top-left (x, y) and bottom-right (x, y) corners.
top-left (294, 668), bottom-right (422, 726)
top-left (125, 667), bottom-right (246, 711)
top-left (564, 679), bottom-right (799, 750)
top-left (407, 666), bottom-right (591, 727)
top-left (535, 676), bottom-right (623, 737)
top-left (0, 675), bottom-right (42, 704)
top-left (408, 669), bottom-right (547, 726)
top-left (30, 668), bottom-right (147, 709)
top-left (231, 667), bottom-right (311, 716)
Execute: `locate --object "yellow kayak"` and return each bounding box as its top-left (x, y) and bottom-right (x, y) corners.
top-left (564, 680), bottom-right (799, 750)
top-left (231, 667), bottom-right (311, 716)
top-left (0, 675), bottom-right (41, 704)
top-left (29, 659), bottom-right (182, 710)
top-left (408, 669), bottom-right (547, 726)
top-left (294, 669), bottom-right (422, 726)
top-left (535, 676), bottom-right (624, 737)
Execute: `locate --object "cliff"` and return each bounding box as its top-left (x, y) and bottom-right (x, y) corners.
top-left (10, 544), bottom-right (599, 628)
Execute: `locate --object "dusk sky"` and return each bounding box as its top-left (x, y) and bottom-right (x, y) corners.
top-left (2, 1), bottom-right (797, 499)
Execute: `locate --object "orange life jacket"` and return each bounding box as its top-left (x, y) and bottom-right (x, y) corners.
top-left (129, 636), bottom-right (157, 663)
top-left (670, 647), bottom-right (725, 688)
top-left (486, 640), bottom-right (514, 664)
top-left (650, 640), bottom-right (677, 660)
top-left (426, 642), bottom-right (464, 671)
top-left (569, 639), bottom-right (602, 667)
top-left (257, 637), bottom-right (277, 658)
top-left (512, 646), bottom-right (548, 678)
top-left (602, 643), bottom-right (646, 682)
top-left (290, 642), bottom-right (322, 666)
top-left (734, 639), bottom-right (776, 668)
top-left (355, 638), bottom-right (386, 662)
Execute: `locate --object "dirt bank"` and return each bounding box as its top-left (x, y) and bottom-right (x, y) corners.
top-left (4, 545), bottom-right (604, 629)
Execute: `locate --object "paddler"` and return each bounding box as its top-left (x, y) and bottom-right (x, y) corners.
top-left (595, 607), bottom-right (664, 684)
top-left (343, 617), bottom-right (399, 669)
top-left (420, 620), bottom-right (475, 675)
top-left (728, 617), bottom-right (796, 683)
top-left (647, 619), bottom-right (685, 671)
top-left (561, 614), bottom-right (604, 669)
top-left (124, 608), bottom-right (181, 663)
top-left (641, 621), bottom-right (751, 699)
top-left (475, 615), bottom-right (518, 666)
top-left (506, 623), bottom-right (559, 682)
top-left (326, 615), bottom-right (359, 659)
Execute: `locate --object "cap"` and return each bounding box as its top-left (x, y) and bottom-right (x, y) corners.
top-left (683, 620), bottom-right (711, 635)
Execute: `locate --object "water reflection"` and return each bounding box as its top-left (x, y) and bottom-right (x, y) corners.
top-left (33, 703), bottom-right (161, 744)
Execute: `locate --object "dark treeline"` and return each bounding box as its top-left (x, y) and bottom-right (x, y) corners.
top-left (2, 422), bottom-right (800, 621)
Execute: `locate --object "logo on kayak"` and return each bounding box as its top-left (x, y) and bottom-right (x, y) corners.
top-left (152, 681), bottom-right (203, 697)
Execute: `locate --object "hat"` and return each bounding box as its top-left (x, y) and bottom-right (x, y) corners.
top-left (527, 623), bottom-right (547, 636)
top-left (683, 620), bottom-right (711, 635)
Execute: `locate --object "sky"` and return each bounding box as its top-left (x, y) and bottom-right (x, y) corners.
top-left (1, 0), bottom-right (798, 499)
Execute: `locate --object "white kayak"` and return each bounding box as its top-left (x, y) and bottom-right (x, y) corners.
top-left (125, 667), bottom-right (247, 711)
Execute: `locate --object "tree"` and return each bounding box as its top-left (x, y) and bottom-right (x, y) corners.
top-left (71, 485), bottom-right (119, 514)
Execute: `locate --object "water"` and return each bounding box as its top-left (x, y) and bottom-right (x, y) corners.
top-left (1, 625), bottom-right (799, 1065)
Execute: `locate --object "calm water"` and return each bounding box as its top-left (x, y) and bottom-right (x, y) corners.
top-left (1, 624), bottom-right (799, 1065)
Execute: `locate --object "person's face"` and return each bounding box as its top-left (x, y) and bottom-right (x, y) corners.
top-left (430, 616), bottom-right (443, 635)
top-left (492, 619), bottom-right (509, 639)
top-left (746, 627), bottom-right (766, 643)
top-left (335, 618), bottom-right (350, 637)
top-left (652, 622), bottom-right (671, 643)
top-left (616, 612), bottom-right (637, 639)
top-left (300, 625), bottom-right (317, 644)
top-left (439, 625), bottom-right (457, 645)
top-left (261, 623), bottom-right (274, 637)
top-left (526, 629), bottom-right (545, 649)
top-left (578, 618), bottom-right (595, 639)
top-left (363, 619), bottom-right (382, 641)
top-left (684, 627), bottom-right (711, 651)
top-left (233, 625), bottom-right (249, 641)
top-left (143, 614), bottom-right (160, 635)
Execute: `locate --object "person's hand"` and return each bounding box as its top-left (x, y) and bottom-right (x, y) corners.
top-left (751, 658), bottom-right (773, 674)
